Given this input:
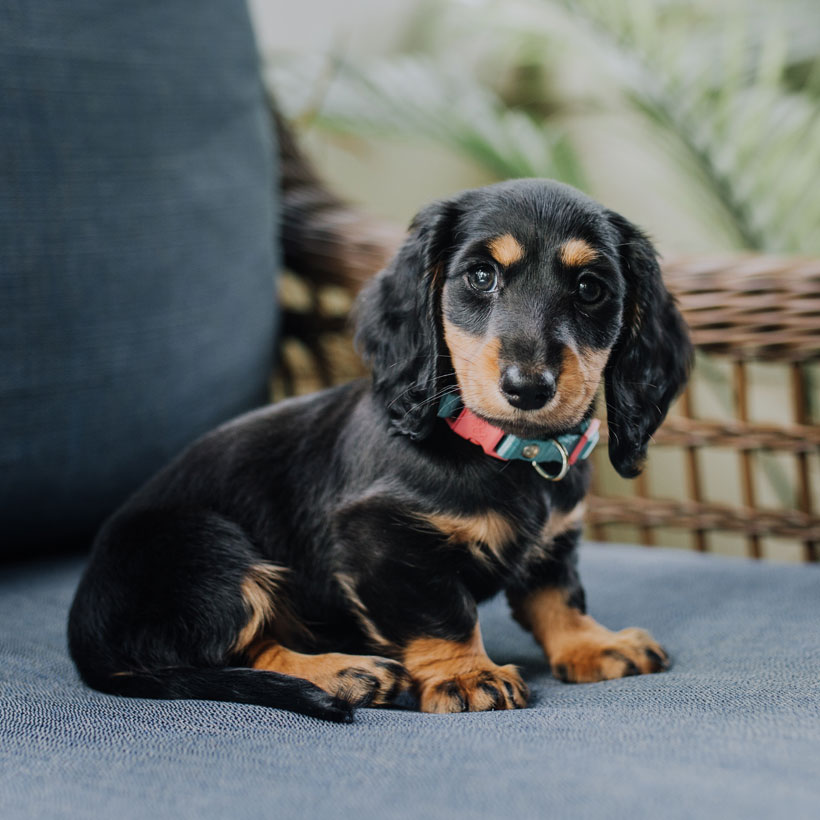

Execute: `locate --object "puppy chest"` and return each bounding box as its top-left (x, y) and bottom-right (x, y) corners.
top-left (421, 500), bottom-right (586, 574)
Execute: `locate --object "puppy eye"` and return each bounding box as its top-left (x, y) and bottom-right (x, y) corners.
top-left (466, 267), bottom-right (498, 293)
top-left (577, 274), bottom-right (604, 304)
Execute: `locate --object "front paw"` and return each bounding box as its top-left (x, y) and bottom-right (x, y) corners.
top-left (416, 664), bottom-right (529, 713)
top-left (551, 627), bottom-right (670, 683)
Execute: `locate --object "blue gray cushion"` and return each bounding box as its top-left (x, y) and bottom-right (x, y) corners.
top-left (0, 0), bottom-right (278, 557)
top-left (2, 544), bottom-right (818, 819)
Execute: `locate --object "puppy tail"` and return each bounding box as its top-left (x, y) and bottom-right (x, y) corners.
top-left (96, 667), bottom-right (355, 723)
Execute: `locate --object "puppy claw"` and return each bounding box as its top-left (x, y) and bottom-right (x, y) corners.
top-left (417, 664), bottom-right (529, 713)
top-left (334, 659), bottom-right (411, 707)
top-left (644, 647), bottom-right (670, 672)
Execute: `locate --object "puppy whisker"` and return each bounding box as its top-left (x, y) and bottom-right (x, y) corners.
top-left (387, 373), bottom-right (455, 410)
top-left (400, 386), bottom-right (461, 420)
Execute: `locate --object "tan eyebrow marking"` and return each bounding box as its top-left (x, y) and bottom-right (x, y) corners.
top-left (559, 238), bottom-right (598, 267)
top-left (487, 234), bottom-right (524, 267)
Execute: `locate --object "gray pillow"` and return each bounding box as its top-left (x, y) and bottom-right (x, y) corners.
top-left (0, 1), bottom-right (279, 558)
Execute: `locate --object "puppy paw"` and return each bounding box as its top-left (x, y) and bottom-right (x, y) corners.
top-left (251, 643), bottom-right (410, 708)
top-left (332, 657), bottom-right (412, 707)
top-left (417, 664), bottom-right (529, 713)
top-left (550, 627), bottom-right (669, 683)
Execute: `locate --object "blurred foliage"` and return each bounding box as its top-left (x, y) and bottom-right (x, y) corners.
top-left (268, 0), bottom-right (820, 254)
top-left (268, 53), bottom-right (586, 187)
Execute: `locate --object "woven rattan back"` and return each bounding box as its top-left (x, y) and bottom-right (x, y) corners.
top-left (587, 256), bottom-right (819, 562)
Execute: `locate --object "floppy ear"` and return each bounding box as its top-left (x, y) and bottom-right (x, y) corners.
top-left (604, 211), bottom-right (693, 478)
top-left (355, 198), bottom-right (460, 440)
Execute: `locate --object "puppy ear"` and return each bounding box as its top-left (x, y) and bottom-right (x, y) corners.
top-left (355, 199), bottom-right (459, 439)
top-left (604, 211), bottom-right (692, 478)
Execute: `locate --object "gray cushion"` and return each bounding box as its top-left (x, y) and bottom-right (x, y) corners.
top-left (0, 0), bottom-right (278, 557)
top-left (2, 544), bottom-right (818, 819)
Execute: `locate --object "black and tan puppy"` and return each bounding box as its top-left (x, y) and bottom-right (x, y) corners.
top-left (68, 179), bottom-right (691, 722)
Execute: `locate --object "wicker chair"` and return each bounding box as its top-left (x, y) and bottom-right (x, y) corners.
top-left (589, 256), bottom-right (820, 562)
top-left (274, 117), bottom-right (820, 564)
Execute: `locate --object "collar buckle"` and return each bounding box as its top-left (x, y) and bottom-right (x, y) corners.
top-left (531, 439), bottom-right (570, 481)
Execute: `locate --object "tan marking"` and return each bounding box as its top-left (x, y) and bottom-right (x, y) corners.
top-left (514, 588), bottom-right (668, 683)
top-left (232, 563), bottom-right (286, 654)
top-left (402, 625), bottom-right (528, 712)
top-left (559, 238), bottom-right (598, 267)
top-left (250, 641), bottom-right (410, 706)
top-left (444, 316), bottom-right (610, 431)
top-left (334, 572), bottom-right (393, 650)
top-left (443, 320), bottom-right (504, 415)
top-left (487, 234), bottom-right (524, 267)
top-left (422, 510), bottom-right (516, 564)
top-left (548, 347), bottom-right (609, 427)
top-left (541, 501), bottom-right (587, 543)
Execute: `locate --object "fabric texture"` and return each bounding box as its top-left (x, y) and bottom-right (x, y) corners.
top-left (1, 544), bottom-right (818, 819)
top-left (0, 0), bottom-right (278, 557)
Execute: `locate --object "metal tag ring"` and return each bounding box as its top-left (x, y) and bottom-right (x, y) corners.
top-left (531, 440), bottom-right (570, 481)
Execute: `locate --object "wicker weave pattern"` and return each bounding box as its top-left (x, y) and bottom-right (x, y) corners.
top-left (648, 416), bottom-right (820, 452)
top-left (587, 254), bottom-right (819, 562)
top-left (662, 256), bottom-right (820, 362)
top-left (589, 497), bottom-right (820, 542)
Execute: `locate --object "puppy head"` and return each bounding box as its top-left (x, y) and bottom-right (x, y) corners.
top-left (356, 179), bottom-right (691, 477)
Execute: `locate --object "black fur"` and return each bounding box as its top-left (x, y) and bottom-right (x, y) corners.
top-left (68, 179), bottom-right (691, 721)
top-left (355, 199), bottom-right (459, 440)
top-left (603, 211), bottom-right (692, 477)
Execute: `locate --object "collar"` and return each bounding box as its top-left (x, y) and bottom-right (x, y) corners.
top-left (437, 393), bottom-right (600, 481)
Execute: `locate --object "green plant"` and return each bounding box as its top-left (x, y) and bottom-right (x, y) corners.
top-left (267, 0), bottom-right (820, 254)
top-left (267, 52), bottom-right (585, 187)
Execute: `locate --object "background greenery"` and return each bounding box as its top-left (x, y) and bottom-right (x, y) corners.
top-left (267, 0), bottom-right (820, 255)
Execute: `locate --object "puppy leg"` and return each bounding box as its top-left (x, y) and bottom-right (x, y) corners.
top-left (69, 509), bottom-right (356, 720)
top-left (508, 532), bottom-right (669, 683)
top-left (511, 587), bottom-right (669, 683)
top-left (337, 574), bottom-right (528, 713)
top-left (249, 642), bottom-right (410, 707)
top-left (334, 497), bottom-right (528, 713)
top-left (401, 624), bottom-right (528, 713)
top-left (70, 509), bottom-right (280, 678)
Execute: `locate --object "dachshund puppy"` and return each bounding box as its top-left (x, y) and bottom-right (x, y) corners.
top-left (68, 179), bottom-right (691, 722)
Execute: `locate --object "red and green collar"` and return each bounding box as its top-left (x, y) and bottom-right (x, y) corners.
top-left (437, 393), bottom-right (600, 481)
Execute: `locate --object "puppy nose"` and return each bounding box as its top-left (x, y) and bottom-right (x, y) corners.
top-left (500, 365), bottom-right (556, 411)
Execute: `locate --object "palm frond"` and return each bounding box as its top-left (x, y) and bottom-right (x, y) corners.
top-left (265, 0), bottom-right (820, 253)
top-left (266, 53), bottom-right (586, 188)
top-left (450, 0), bottom-right (820, 253)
